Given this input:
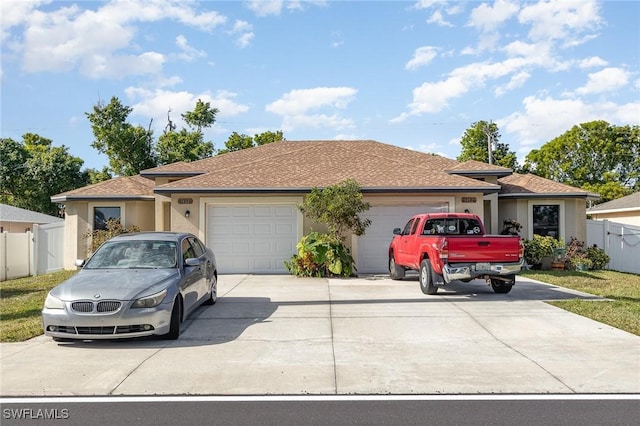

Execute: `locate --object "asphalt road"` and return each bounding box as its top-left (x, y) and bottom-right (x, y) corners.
top-left (2, 396), bottom-right (639, 426)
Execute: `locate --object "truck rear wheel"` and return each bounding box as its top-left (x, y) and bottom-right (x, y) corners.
top-left (389, 254), bottom-right (405, 280)
top-left (420, 260), bottom-right (438, 295)
top-left (491, 278), bottom-right (513, 294)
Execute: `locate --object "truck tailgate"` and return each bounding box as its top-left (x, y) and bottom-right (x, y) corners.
top-left (446, 236), bottom-right (521, 263)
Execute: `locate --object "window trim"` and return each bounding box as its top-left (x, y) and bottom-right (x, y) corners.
top-left (527, 200), bottom-right (565, 241)
top-left (88, 202), bottom-right (125, 232)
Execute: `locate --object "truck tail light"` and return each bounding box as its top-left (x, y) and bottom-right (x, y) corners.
top-left (439, 240), bottom-right (449, 260)
top-left (518, 238), bottom-right (525, 259)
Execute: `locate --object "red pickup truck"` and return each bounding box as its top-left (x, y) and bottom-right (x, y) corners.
top-left (388, 213), bottom-right (524, 294)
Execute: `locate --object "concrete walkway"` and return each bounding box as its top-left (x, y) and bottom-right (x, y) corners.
top-left (1, 275), bottom-right (638, 396)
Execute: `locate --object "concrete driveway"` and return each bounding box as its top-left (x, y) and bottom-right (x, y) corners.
top-left (1, 275), bottom-right (639, 396)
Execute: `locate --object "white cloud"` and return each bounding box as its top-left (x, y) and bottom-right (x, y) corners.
top-left (468, 0), bottom-right (519, 33)
top-left (175, 35), bottom-right (206, 61)
top-left (575, 67), bottom-right (629, 95)
top-left (500, 95), bottom-right (640, 161)
top-left (518, 0), bottom-right (602, 45)
top-left (495, 71), bottom-right (530, 96)
top-left (12, 0), bottom-right (226, 78)
top-left (578, 56), bottom-right (608, 69)
top-left (266, 87), bottom-right (357, 131)
top-left (229, 20), bottom-right (254, 48)
top-left (427, 11), bottom-right (453, 27)
top-left (405, 46), bottom-right (438, 70)
top-left (125, 87), bottom-right (249, 133)
top-left (247, 0), bottom-right (285, 16)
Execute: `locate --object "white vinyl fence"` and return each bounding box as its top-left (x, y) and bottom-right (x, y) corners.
top-left (0, 222), bottom-right (65, 281)
top-left (587, 219), bottom-right (640, 275)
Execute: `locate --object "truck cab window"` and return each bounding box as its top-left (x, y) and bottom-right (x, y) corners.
top-left (402, 219), bottom-right (415, 235)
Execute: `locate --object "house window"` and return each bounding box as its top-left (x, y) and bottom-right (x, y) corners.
top-left (532, 204), bottom-right (560, 238)
top-left (94, 207), bottom-right (121, 231)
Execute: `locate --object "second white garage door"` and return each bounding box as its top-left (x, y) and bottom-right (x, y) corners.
top-left (206, 204), bottom-right (298, 274)
top-left (356, 204), bottom-right (448, 274)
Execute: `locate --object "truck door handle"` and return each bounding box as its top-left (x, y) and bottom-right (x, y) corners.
top-left (478, 241), bottom-right (490, 246)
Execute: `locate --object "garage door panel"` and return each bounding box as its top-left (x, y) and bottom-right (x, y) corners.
top-left (207, 204), bottom-right (298, 274)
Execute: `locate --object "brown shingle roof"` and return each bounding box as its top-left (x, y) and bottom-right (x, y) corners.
top-left (498, 173), bottom-right (596, 198)
top-left (151, 140), bottom-right (498, 192)
top-left (51, 175), bottom-right (156, 202)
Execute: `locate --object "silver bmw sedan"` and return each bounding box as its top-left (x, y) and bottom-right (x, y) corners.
top-left (42, 232), bottom-right (217, 341)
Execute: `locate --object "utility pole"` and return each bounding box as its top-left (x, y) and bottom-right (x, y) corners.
top-left (484, 121), bottom-right (494, 165)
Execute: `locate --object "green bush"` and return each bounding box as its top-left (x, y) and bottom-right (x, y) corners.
top-left (586, 245), bottom-right (610, 270)
top-left (285, 231), bottom-right (355, 277)
top-left (523, 235), bottom-right (565, 266)
top-left (84, 219), bottom-right (140, 254)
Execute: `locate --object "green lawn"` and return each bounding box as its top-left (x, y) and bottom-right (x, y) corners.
top-left (0, 270), bottom-right (78, 342)
top-left (1, 269), bottom-right (639, 342)
top-left (521, 269), bottom-right (640, 336)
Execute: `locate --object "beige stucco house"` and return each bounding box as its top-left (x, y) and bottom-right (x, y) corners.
top-left (51, 140), bottom-right (597, 274)
top-left (586, 192), bottom-right (640, 226)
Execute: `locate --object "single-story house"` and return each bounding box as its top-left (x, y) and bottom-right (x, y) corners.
top-left (51, 140), bottom-right (598, 274)
top-left (586, 192), bottom-right (640, 227)
top-left (0, 203), bottom-right (64, 233)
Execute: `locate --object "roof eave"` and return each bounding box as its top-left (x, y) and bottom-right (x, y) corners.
top-left (499, 192), bottom-right (597, 199)
top-left (140, 171), bottom-right (206, 178)
top-left (448, 170), bottom-right (512, 177)
top-left (587, 207), bottom-right (640, 214)
top-left (50, 195), bottom-right (156, 203)
top-left (154, 186), bottom-right (501, 195)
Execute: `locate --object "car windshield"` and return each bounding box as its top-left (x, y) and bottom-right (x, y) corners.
top-left (84, 240), bottom-right (178, 269)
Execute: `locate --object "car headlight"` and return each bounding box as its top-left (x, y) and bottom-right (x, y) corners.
top-left (131, 289), bottom-right (168, 308)
top-left (44, 293), bottom-right (64, 309)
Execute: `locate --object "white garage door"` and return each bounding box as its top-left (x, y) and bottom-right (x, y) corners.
top-left (206, 204), bottom-right (298, 274)
top-left (356, 204), bottom-right (448, 274)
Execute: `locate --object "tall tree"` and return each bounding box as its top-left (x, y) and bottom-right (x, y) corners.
top-left (218, 130), bottom-right (284, 155)
top-left (523, 121), bottom-right (639, 203)
top-left (1, 134), bottom-right (88, 215)
top-left (156, 99), bottom-right (217, 164)
top-left (457, 121), bottom-right (518, 169)
top-left (86, 97), bottom-right (157, 176)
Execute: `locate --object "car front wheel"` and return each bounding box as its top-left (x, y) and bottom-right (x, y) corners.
top-left (163, 297), bottom-right (182, 340)
top-left (203, 275), bottom-right (218, 305)
top-left (389, 254), bottom-right (406, 280)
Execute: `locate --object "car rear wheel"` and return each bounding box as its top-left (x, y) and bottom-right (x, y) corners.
top-left (163, 297), bottom-right (182, 340)
top-left (491, 278), bottom-right (513, 294)
top-left (203, 275), bottom-right (218, 305)
top-left (419, 259), bottom-right (438, 295)
top-left (389, 254), bottom-right (405, 280)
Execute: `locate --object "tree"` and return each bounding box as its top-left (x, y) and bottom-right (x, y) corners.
top-left (156, 99), bottom-right (217, 165)
top-left (218, 130), bottom-right (284, 155)
top-left (457, 120), bottom-right (518, 169)
top-left (0, 134), bottom-right (88, 215)
top-left (523, 121), bottom-right (639, 203)
top-left (86, 96), bottom-right (157, 176)
top-left (297, 179), bottom-right (371, 241)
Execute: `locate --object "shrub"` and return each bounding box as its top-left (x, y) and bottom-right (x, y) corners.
top-left (523, 235), bottom-right (565, 266)
top-left (564, 237), bottom-right (610, 270)
top-left (84, 219), bottom-right (140, 254)
top-left (284, 231), bottom-right (355, 277)
top-left (586, 245), bottom-right (610, 270)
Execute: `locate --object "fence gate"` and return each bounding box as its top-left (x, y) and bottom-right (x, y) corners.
top-left (587, 219), bottom-right (640, 275)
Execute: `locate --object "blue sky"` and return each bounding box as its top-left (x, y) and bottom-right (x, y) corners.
top-left (1, 0), bottom-right (639, 171)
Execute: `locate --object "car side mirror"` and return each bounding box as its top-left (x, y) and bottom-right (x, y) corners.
top-left (184, 257), bottom-right (203, 267)
top-left (393, 228), bottom-right (402, 235)
top-left (75, 259), bottom-right (86, 268)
